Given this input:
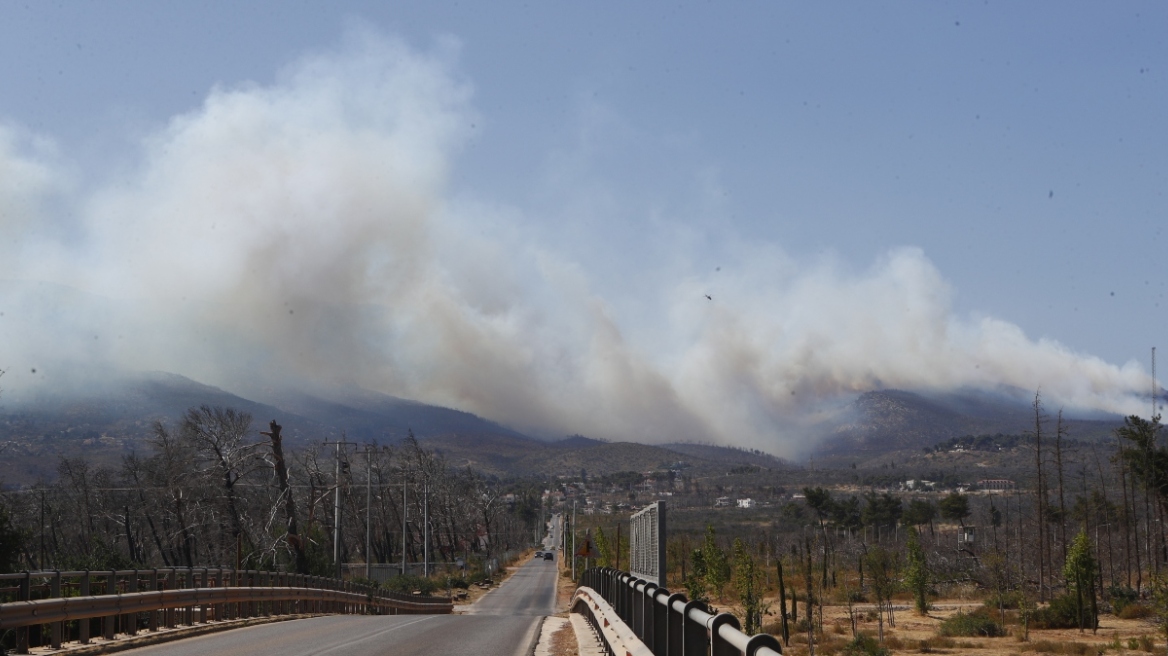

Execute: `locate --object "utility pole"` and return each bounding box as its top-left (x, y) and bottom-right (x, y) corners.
top-left (403, 483), bottom-right (408, 577)
top-left (571, 500), bottom-right (577, 581)
top-left (364, 447), bottom-right (373, 581)
top-left (324, 439), bottom-right (358, 580)
top-left (334, 442), bottom-right (341, 579)
top-left (423, 481), bottom-right (430, 577)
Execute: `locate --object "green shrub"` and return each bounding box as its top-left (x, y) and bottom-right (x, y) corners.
top-left (1119, 602), bottom-right (1153, 619)
top-left (840, 634), bottom-right (889, 656)
top-left (1108, 585), bottom-right (1139, 615)
top-left (1030, 593), bottom-right (1095, 630)
top-left (382, 575), bottom-right (439, 595)
top-left (938, 609), bottom-right (1005, 637)
top-left (984, 590), bottom-right (1026, 610)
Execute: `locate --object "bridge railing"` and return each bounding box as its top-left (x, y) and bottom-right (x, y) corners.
top-left (0, 568), bottom-right (453, 654)
top-left (578, 567), bottom-right (782, 656)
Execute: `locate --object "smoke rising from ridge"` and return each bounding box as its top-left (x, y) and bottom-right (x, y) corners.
top-left (0, 30), bottom-right (1153, 455)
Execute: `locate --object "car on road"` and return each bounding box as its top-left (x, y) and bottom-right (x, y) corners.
top-left (542, 552), bottom-right (554, 561)
top-left (534, 551), bottom-right (544, 558)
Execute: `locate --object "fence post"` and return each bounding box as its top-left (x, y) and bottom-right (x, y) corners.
top-left (200, 568), bottom-right (209, 623)
top-left (632, 580), bottom-right (645, 640)
top-left (665, 593), bottom-right (685, 656)
top-left (681, 600), bottom-right (707, 656)
top-left (709, 613), bottom-right (742, 656)
top-left (15, 571), bottom-right (29, 654)
top-left (125, 569), bottom-right (138, 636)
top-left (101, 567), bottom-right (115, 639)
top-left (166, 569), bottom-right (177, 628)
top-left (183, 568), bottom-right (193, 626)
top-left (641, 583), bottom-right (657, 650)
top-left (80, 571), bottom-right (92, 644)
top-left (149, 570), bottom-right (159, 631)
top-left (745, 634), bottom-right (783, 656)
top-left (51, 570), bottom-right (63, 649)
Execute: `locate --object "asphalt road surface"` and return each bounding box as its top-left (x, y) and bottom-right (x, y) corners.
top-left (122, 522), bottom-right (562, 656)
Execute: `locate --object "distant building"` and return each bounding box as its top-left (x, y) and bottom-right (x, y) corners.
top-left (714, 496), bottom-right (732, 508)
top-left (978, 479), bottom-right (1015, 491)
top-left (736, 498), bottom-right (755, 509)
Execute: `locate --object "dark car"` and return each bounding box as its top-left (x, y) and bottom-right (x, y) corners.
top-left (543, 552), bottom-right (554, 560)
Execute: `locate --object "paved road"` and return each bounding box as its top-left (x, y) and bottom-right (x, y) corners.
top-left (466, 547), bottom-right (558, 616)
top-left (118, 615), bottom-right (541, 656)
top-left (123, 518), bottom-right (562, 656)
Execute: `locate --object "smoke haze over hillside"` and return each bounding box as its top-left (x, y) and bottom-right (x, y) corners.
top-left (0, 29), bottom-right (1155, 455)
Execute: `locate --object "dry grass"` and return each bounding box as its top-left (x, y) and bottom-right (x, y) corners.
top-left (717, 590), bottom-right (1168, 655)
top-left (549, 621), bottom-right (579, 656)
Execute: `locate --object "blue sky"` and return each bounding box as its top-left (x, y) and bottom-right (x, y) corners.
top-left (0, 3), bottom-right (1164, 451)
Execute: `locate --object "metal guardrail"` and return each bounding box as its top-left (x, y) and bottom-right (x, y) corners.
top-left (578, 567), bottom-right (782, 656)
top-left (573, 586), bottom-right (654, 656)
top-left (0, 568), bottom-right (453, 654)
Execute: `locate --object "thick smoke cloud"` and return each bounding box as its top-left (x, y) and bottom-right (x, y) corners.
top-left (0, 30), bottom-right (1153, 455)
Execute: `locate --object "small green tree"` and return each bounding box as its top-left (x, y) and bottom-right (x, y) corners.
top-left (594, 527), bottom-right (613, 568)
top-left (702, 525), bottom-right (730, 601)
top-left (0, 504), bottom-right (24, 573)
top-left (685, 548), bottom-right (709, 603)
top-left (904, 526), bottom-right (929, 614)
top-left (939, 493), bottom-right (971, 527)
top-left (903, 499), bottom-right (938, 536)
top-left (733, 538), bottom-right (768, 634)
top-left (1062, 529), bottom-right (1098, 632)
top-left (1150, 571), bottom-right (1168, 645)
top-left (866, 546), bottom-right (900, 644)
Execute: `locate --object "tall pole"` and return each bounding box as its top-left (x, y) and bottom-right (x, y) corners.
top-left (334, 442), bottom-right (342, 580)
top-left (402, 483), bottom-right (408, 577)
top-left (365, 450), bottom-right (372, 581)
top-left (324, 440), bottom-right (358, 579)
top-left (427, 480), bottom-right (432, 576)
top-left (571, 500), bottom-right (577, 581)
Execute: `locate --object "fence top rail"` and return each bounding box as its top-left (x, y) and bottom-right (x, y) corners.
top-left (590, 566), bottom-right (781, 656)
top-left (0, 568), bottom-right (306, 580)
top-left (0, 576), bottom-right (450, 602)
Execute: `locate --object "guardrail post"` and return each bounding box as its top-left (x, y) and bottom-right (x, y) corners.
top-left (624, 574), bottom-right (634, 624)
top-left (149, 569), bottom-right (160, 631)
top-left (51, 570), bottom-right (63, 649)
top-left (166, 569), bottom-right (177, 627)
top-left (744, 633), bottom-right (783, 656)
top-left (709, 613), bottom-right (742, 656)
top-left (641, 583), bottom-right (657, 651)
top-left (200, 568), bottom-right (209, 623)
top-left (632, 581), bottom-right (645, 640)
top-left (665, 593), bottom-right (685, 656)
top-left (217, 568), bottom-right (227, 621)
top-left (80, 571), bottom-right (91, 644)
top-left (681, 600), bottom-right (707, 656)
top-left (103, 570), bottom-right (116, 640)
top-left (651, 587), bottom-right (668, 656)
top-left (181, 568), bottom-right (191, 625)
top-left (15, 571), bottom-right (29, 654)
top-left (126, 569), bottom-right (138, 636)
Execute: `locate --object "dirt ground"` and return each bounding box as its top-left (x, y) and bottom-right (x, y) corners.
top-left (728, 592), bottom-right (1168, 656)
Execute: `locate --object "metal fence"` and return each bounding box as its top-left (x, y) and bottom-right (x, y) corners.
top-left (578, 567), bottom-right (782, 656)
top-left (0, 568), bottom-right (453, 654)
top-left (629, 502), bottom-right (666, 587)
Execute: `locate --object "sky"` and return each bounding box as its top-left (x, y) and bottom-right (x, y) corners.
top-left (0, 3), bottom-right (1165, 454)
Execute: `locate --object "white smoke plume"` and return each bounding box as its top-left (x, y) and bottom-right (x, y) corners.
top-left (0, 29), bottom-right (1153, 455)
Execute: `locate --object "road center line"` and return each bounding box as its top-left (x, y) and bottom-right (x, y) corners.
top-left (308, 616), bottom-right (438, 656)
